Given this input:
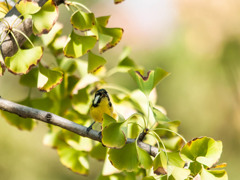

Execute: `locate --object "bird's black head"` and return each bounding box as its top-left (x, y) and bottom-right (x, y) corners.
top-left (92, 89), bottom-right (110, 107)
top-left (95, 89), bottom-right (108, 97)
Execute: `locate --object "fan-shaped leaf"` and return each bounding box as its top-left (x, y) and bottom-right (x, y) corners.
top-left (63, 31), bottom-right (97, 58)
top-left (32, 0), bottom-right (58, 35)
top-left (129, 67), bottom-right (169, 96)
top-left (16, 0), bottom-right (41, 15)
top-left (108, 143), bottom-right (138, 171)
top-left (58, 146), bottom-right (89, 175)
top-left (201, 169), bottom-right (228, 180)
top-left (71, 11), bottom-right (95, 31)
top-left (88, 51), bottom-right (106, 73)
top-left (5, 47), bottom-right (43, 75)
top-left (180, 137), bottom-right (223, 168)
top-left (38, 64), bottom-right (63, 92)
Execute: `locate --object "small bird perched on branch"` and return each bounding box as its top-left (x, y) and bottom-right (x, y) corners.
top-left (87, 89), bottom-right (117, 132)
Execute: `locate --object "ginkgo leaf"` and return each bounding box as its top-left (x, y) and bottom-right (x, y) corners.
top-left (63, 30), bottom-right (97, 58)
top-left (71, 11), bottom-right (95, 31)
top-left (5, 47), bottom-right (43, 75)
top-left (102, 114), bottom-right (126, 149)
top-left (180, 137), bottom-right (223, 168)
top-left (32, 0), bottom-right (58, 35)
top-left (41, 22), bottom-right (63, 46)
top-left (16, 0), bottom-right (41, 15)
top-left (88, 51), bottom-right (106, 73)
top-left (57, 145), bottom-right (89, 175)
top-left (90, 16), bottom-right (123, 53)
top-left (108, 143), bottom-right (139, 171)
top-left (129, 67), bottom-right (169, 96)
top-left (38, 64), bottom-right (63, 92)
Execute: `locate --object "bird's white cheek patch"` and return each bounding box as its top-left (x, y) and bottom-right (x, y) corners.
top-left (93, 95), bottom-right (100, 105)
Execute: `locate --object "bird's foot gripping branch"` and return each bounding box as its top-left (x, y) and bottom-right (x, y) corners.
top-left (0, 0), bottom-right (227, 179)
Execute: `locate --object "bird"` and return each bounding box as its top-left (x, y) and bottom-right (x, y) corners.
top-left (87, 89), bottom-right (116, 132)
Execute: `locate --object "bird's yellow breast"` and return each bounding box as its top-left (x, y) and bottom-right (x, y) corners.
top-left (90, 97), bottom-right (114, 123)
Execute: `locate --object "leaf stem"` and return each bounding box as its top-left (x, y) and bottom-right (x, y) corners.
top-left (10, 31), bottom-right (20, 49)
top-left (152, 128), bottom-right (187, 144)
top-left (71, 1), bottom-right (92, 13)
top-left (13, 28), bottom-right (34, 48)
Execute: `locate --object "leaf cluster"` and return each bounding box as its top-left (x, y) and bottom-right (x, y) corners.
top-left (0, 1), bottom-right (228, 180)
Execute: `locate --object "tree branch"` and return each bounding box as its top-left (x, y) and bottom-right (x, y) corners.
top-left (0, 97), bottom-right (158, 157)
top-left (0, 0), bottom-right (65, 58)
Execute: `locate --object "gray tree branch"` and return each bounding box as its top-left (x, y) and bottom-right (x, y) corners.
top-left (0, 0), bottom-right (65, 58)
top-left (0, 97), bottom-right (158, 157)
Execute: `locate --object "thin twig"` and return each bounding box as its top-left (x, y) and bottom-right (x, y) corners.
top-left (0, 97), bottom-right (159, 157)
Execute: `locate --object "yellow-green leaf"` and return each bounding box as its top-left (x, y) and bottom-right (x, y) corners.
top-left (16, 0), bottom-right (41, 15)
top-left (63, 31), bottom-right (97, 58)
top-left (57, 146), bottom-right (89, 175)
top-left (108, 143), bottom-right (139, 171)
top-left (71, 11), bottom-right (95, 31)
top-left (88, 51), bottom-right (106, 73)
top-left (38, 64), bottom-right (63, 92)
top-left (5, 47), bottom-right (43, 75)
top-left (32, 0), bottom-right (58, 35)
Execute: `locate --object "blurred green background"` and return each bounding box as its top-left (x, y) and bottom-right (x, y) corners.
top-left (0, 0), bottom-right (239, 179)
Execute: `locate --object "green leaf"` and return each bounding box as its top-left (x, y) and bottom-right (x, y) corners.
top-left (102, 152), bottom-right (121, 176)
top-left (127, 122), bottom-right (141, 139)
top-left (57, 145), bottom-right (89, 175)
top-left (98, 26), bottom-right (123, 53)
top-left (32, 0), bottom-right (58, 35)
top-left (41, 22), bottom-right (63, 46)
top-left (0, 99), bottom-right (36, 131)
top-left (38, 64), bottom-right (63, 92)
top-left (96, 16), bottom-right (110, 27)
top-left (136, 142), bottom-right (153, 169)
top-left (20, 67), bottom-right (38, 87)
top-left (108, 143), bottom-right (139, 171)
top-left (153, 107), bottom-right (170, 123)
top-left (16, 0), bottom-right (41, 15)
top-left (90, 143), bottom-right (107, 161)
top-left (72, 87), bottom-right (91, 114)
top-left (43, 127), bottom-right (66, 148)
top-left (153, 152), bottom-right (185, 175)
top-left (189, 161), bottom-right (202, 176)
top-left (129, 67), bottom-right (169, 96)
top-left (168, 166), bottom-right (190, 180)
top-left (64, 131), bottom-right (92, 151)
top-left (31, 97), bottom-right (54, 112)
top-left (90, 16), bottom-right (123, 53)
top-left (162, 136), bottom-right (183, 151)
top-left (1, 110), bottom-right (36, 131)
top-left (102, 113), bottom-right (117, 128)
top-left (201, 169), bottom-right (228, 180)
top-left (63, 31), bottom-right (97, 58)
top-left (180, 137), bottom-right (223, 168)
top-left (5, 47), bottom-right (43, 75)
top-left (71, 11), bottom-right (95, 31)
top-left (102, 115), bottom-right (127, 148)
top-left (117, 56), bottom-right (136, 72)
top-left (88, 51), bottom-right (107, 73)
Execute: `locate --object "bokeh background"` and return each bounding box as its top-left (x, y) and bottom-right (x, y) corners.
top-left (0, 0), bottom-right (239, 179)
